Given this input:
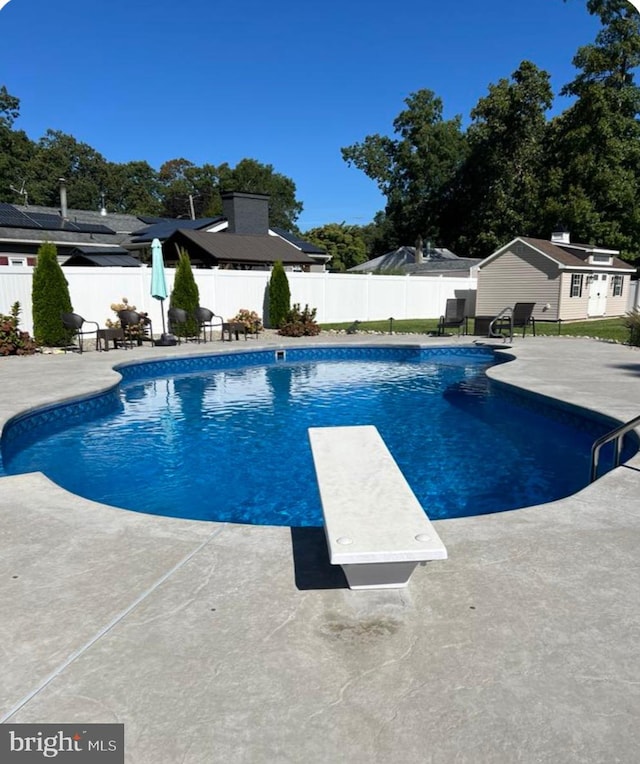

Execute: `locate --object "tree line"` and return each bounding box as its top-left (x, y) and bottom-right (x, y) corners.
top-left (0, 92), bottom-right (302, 230)
top-left (340, 0), bottom-right (640, 263)
top-left (1, 1), bottom-right (639, 267)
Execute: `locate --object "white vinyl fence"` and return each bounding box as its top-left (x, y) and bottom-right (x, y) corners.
top-left (0, 266), bottom-right (477, 337)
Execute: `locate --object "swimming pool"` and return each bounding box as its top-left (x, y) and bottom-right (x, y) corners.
top-left (1, 345), bottom-right (633, 526)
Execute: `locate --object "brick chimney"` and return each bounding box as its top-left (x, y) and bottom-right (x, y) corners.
top-left (221, 191), bottom-right (270, 234)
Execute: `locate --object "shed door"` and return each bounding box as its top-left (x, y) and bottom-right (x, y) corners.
top-left (587, 274), bottom-right (607, 316)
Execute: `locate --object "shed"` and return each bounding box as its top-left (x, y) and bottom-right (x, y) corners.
top-left (476, 233), bottom-right (636, 322)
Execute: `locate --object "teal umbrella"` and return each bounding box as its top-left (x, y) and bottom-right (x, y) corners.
top-left (150, 237), bottom-right (168, 334)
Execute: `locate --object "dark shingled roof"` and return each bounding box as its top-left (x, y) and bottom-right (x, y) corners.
top-left (163, 229), bottom-right (316, 267)
top-left (131, 217), bottom-right (224, 243)
top-left (270, 227), bottom-right (328, 255)
top-left (63, 246), bottom-right (141, 267)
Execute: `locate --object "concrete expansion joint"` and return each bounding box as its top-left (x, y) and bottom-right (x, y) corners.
top-left (0, 524), bottom-right (226, 724)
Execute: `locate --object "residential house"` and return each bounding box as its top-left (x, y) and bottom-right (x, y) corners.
top-left (349, 241), bottom-right (479, 277)
top-left (475, 230), bottom-right (637, 321)
top-left (154, 192), bottom-right (327, 271)
top-left (0, 178), bottom-right (145, 266)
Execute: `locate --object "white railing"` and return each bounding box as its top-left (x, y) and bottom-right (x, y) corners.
top-left (0, 266), bottom-right (477, 336)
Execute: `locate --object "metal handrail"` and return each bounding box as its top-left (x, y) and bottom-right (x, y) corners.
top-left (488, 307), bottom-right (513, 341)
top-left (590, 414), bottom-right (640, 483)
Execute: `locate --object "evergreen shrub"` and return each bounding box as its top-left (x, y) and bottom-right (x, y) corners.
top-left (170, 248), bottom-right (200, 337)
top-left (268, 260), bottom-right (290, 328)
top-left (31, 241), bottom-right (73, 346)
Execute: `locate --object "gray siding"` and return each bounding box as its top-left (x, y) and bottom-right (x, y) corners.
top-left (476, 242), bottom-right (560, 318)
top-left (558, 272), bottom-right (632, 319)
top-left (558, 272), bottom-right (589, 320)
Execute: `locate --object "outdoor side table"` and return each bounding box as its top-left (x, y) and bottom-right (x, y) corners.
top-left (221, 322), bottom-right (248, 341)
top-left (97, 327), bottom-right (124, 351)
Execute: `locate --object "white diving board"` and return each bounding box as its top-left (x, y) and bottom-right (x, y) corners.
top-left (308, 425), bottom-right (447, 590)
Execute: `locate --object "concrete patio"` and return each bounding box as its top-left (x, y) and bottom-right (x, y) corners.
top-left (1, 333), bottom-right (639, 763)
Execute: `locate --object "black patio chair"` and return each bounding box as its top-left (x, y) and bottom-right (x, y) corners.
top-left (512, 302), bottom-right (536, 337)
top-left (117, 309), bottom-right (153, 349)
top-left (437, 298), bottom-right (467, 336)
top-left (168, 307), bottom-right (192, 344)
top-left (194, 306), bottom-right (223, 343)
top-left (61, 312), bottom-right (100, 353)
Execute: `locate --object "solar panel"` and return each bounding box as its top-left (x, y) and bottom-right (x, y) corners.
top-left (0, 205), bottom-right (117, 235)
top-left (0, 203), bottom-right (35, 228)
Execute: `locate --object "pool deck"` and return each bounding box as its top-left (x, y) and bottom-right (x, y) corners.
top-left (1, 332), bottom-right (640, 763)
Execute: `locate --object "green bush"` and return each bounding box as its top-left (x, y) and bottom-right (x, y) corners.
top-left (278, 303), bottom-right (321, 337)
top-left (0, 302), bottom-right (37, 355)
top-left (31, 241), bottom-right (73, 347)
top-left (170, 248), bottom-right (200, 337)
top-left (268, 260), bottom-right (290, 328)
top-left (623, 309), bottom-right (640, 346)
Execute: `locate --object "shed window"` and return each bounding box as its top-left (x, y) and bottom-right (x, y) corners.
top-left (570, 273), bottom-right (584, 297)
top-left (612, 274), bottom-right (624, 297)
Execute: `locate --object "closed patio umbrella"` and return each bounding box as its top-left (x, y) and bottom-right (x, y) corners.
top-left (150, 237), bottom-right (174, 344)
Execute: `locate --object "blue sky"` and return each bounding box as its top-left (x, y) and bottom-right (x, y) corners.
top-left (0, 0), bottom-right (619, 229)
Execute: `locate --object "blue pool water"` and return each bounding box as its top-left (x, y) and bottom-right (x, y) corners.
top-left (1, 346), bottom-right (633, 526)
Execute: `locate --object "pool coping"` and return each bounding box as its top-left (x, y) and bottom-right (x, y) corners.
top-left (1, 333), bottom-right (640, 762)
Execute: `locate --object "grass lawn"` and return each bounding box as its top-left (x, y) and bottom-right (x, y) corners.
top-left (319, 317), bottom-right (631, 343)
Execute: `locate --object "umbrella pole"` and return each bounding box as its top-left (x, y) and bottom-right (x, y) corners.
top-left (160, 298), bottom-right (167, 335)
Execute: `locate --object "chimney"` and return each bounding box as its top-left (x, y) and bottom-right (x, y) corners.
top-left (221, 191), bottom-right (270, 234)
top-left (551, 224), bottom-right (570, 245)
top-left (59, 178), bottom-right (68, 220)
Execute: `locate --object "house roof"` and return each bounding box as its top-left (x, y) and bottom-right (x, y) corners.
top-left (0, 203), bottom-right (146, 254)
top-left (163, 229), bottom-right (316, 267)
top-left (270, 227), bottom-right (329, 256)
top-left (482, 237), bottom-right (635, 272)
top-left (63, 246), bottom-right (141, 267)
top-left (130, 217), bottom-right (224, 244)
top-left (6, 204), bottom-right (145, 235)
top-left (349, 246), bottom-right (477, 274)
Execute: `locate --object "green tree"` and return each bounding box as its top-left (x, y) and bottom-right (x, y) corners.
top-left (31, 241), bottom-right (73, 346)
top-left (169, 249), bottom-right (200, 337)
top-left (341, 89), bottom-right (466, 247)
top-left (543, 0), bottom-right (640, 259)
top-left (449, 61), bottom-right (553, 257)
top-left (23, 129), bottom-right (110, 209)
top-left (219, 158), bottom-right (303, 230)
top-left (0, 85), bottom-right (20, 129)
top-left (104, 160), bottom-right (163, 215)
top-left (268, 261), bottom-right (290, 328)
top-left (0, 86), bottom-right (36, 205)
top-left (302, 223), bottom-right (368, 271)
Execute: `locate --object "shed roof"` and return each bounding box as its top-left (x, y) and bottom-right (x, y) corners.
top-left (480, 237), bottom-right (635, 272)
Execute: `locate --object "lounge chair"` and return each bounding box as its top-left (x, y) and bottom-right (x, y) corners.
top-left (194, 306), bottom-right (223, 343)
top-left (61, 312), bottom-right (100, 353)
top-left (489, 302), bottom-right (536, 341)
top-left (437, 298), bottom-right (467, 336)
top-left (512, 302), bottom-right (536, 337)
